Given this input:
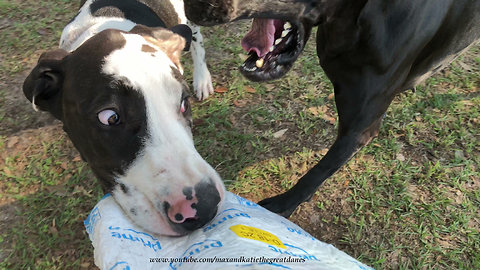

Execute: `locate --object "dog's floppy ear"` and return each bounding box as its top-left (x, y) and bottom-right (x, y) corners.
top-left (23, 49), bottom-right (68, 120)
top-left (130, 24), bottom-right (192, 72)
top-left (169, 24), bottom-right (192, 51)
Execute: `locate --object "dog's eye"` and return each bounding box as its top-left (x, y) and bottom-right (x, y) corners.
top-left (98, 109), bottom-right (120, 125)
top-left (180, 96), bottom-right (190, 114)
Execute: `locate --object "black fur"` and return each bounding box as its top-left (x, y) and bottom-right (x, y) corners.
top-left (184, 0), bottom-right (480, 217)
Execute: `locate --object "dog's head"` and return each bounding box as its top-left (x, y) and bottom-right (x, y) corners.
top-left (184, 0), bottom-right (323, 81)
top-left (23, 25), bottom-right (225, 236)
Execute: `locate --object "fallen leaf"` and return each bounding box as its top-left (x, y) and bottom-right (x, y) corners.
top-left (473, 117), bottom-right (480, 124)
top-left (264, 84), bottom-right (275, 92)
top-left (272, 128), bottom-right (288, 138)
top-left (299, 162), bottom-right (308, 174)
top-left (436, 237), bottom-right (453, 249)
top-left (245, 86), bottom-right (257, 93)
top-left (328, 93), bottom-right (335, 100)
top-left (322, 115), bottom-right (336, 125)
top-left (396, 153), bottom-right (406, 162)
top-left (214, 86), bottom-right (228, 93)
top-left (307, 106), bottom-right (327, 116)
top-left (60, 162), bottom-right (68, 170)
top-left (454, 190), bottom-right (464, 204)
top-left (73, 156), bottom-right (82, 162)
top-left (233, 100), bottom-right (247, 107)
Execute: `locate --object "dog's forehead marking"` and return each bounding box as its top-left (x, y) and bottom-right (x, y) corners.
top-left (102, 33), bottom-right (177, 90)
top-left (141, 44), bottom-right (157, 53)
top-left (102, 32), bottom-right (186, 141)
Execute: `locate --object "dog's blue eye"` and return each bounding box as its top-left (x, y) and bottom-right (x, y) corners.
top-left (98, 109), bottom-right (120, 125)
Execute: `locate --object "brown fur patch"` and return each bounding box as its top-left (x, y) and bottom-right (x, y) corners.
top-left (141, 44), bottom-right (157, 53)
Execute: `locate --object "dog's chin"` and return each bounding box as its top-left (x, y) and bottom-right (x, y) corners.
top-left (240, 19), bottom-right (307, 82)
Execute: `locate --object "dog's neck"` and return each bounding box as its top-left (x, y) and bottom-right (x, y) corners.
top-left (60, 17), bottom-right (136, 52)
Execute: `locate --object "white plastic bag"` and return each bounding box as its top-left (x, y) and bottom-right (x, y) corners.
top-left (85, 191), bottom-right (374, 270)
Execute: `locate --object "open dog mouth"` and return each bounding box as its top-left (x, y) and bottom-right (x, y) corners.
top-left (240, 19), bottom-right (304, 81)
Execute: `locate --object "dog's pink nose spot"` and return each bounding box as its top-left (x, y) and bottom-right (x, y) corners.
top-left (168, 200), bottom-right (197, 223)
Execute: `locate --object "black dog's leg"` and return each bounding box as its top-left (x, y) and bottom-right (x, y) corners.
top-left (259, 76), bottom-right (395, 217)
top-left (258, 133), bottom-right (373, 217)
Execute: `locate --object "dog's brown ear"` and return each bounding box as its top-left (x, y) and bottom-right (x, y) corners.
top-left (130, 25), bottom-right (192, 72)
top-left (23, 49), bottom-right (68, 120)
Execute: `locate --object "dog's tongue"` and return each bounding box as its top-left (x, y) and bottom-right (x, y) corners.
top-left (241, 18), bottom-right (275, 58)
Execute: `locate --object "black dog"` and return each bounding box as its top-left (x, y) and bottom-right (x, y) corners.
top-left (184, 0), bottom-right (480, 217)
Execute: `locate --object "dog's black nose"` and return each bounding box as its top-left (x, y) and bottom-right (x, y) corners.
top-left (165, 180), bottom-right (220, 234)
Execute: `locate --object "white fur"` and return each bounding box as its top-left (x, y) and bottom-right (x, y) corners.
top-left (188, 22), bottom-right (214, 100)
top-left (171, 0), bottom-right (214, 100)
top-left (102, 34), bottom-right (225, 235)
top-left (60, 0), bottom-right (135, 51)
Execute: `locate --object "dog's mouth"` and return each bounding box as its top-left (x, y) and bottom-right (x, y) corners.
top-left (240, 19), bottom-right (305, 82)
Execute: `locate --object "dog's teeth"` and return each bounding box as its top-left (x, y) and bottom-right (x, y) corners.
top-left (269, 46), bottom-right (275, 52)
top-left (275, 38), bottom-right (282, 45)
top-left (281, 30), bottom-right (290, 37)
top-left (256, 58), bottom-right (264, 68)
top-left (284, 22), bottom-right (292, 29)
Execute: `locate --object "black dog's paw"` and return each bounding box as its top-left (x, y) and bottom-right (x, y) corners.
top-left (258, 194), bottom-right (299, 218)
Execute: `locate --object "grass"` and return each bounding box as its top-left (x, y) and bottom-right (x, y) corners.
top-left (0, 1), bottom-right (479, 269)
top-left (0, 127), bottom-right (103, 269)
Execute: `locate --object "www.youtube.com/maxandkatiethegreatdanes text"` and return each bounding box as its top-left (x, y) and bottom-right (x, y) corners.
top-left (149, 256), bottom-right (306, 264)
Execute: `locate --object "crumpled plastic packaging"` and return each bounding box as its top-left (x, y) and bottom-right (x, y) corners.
top-left (85, 191), bottom-right (374, 270)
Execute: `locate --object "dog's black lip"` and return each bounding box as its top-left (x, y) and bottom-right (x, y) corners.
top-left (239, 20), bottom-right (306, 82)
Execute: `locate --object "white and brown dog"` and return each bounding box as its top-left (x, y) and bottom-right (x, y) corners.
top-left (23, 0), bottom-right (224, 236)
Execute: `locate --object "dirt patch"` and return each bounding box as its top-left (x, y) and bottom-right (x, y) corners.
top-left (0, 71), bottom-right (59, 136)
